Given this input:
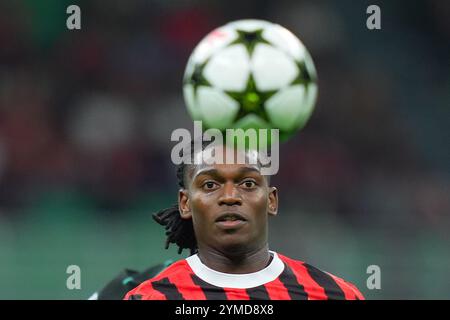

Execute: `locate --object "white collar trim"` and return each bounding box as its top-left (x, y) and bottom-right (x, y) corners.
top-left (186, 251), bottom-right (284, 289)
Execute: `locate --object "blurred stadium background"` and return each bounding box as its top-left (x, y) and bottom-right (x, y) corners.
top-left (0, 0), bottom-right (449, 299)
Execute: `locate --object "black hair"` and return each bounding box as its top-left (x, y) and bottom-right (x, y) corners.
top-left (152, 137), bottom-right (272, 255)
top-left (152, 163), bottom-right (196, 255)
top-left (152, 139), bottom-right (205, 255)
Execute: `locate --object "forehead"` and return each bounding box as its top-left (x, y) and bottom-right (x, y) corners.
top-left (194, 143), bottom-right (260, 164)
top-left (188, 144), bottom-right (264, 180)
top-left (193, 162), bottom-right (262, 179)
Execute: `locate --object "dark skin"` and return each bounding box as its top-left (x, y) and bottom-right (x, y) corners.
top-left (178, 147), bottom-right (278, 274)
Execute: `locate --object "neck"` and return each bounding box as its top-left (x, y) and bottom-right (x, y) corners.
top-left (196, 243), bottom-right (271, 274)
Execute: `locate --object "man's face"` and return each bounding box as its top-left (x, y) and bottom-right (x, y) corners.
top-left (178, 146), bottom-right (278, 255)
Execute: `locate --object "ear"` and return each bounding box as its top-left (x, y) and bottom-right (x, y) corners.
top-left (267, 187), bottom-right (278, 217)
top-left (178, 189), bottom-right (192, 220)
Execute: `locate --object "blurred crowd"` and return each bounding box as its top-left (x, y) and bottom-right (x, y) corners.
top-left (0, 0), bottom-right (449, 232)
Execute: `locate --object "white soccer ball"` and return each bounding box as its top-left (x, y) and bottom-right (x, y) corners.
top-left (183, 19), bottom-right (318, 141)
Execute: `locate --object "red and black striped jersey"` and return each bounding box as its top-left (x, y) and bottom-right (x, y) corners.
top-left (124, 251), bottom-right (364, 300)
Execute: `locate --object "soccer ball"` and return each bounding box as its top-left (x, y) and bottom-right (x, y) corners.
top-left (183, 19), bottom-right (318, 142)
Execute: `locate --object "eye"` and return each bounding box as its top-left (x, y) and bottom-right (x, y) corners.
top-left (202, 181), bottom-right (219, 190)
top-left (241, 180), bottom-right (256, 189)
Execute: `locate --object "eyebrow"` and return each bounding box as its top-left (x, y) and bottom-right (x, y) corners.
top-left (193, 166), bottom-right (261, 180)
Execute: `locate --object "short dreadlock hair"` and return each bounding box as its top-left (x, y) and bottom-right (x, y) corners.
top-left (152, 139), bottom-right (208, 255)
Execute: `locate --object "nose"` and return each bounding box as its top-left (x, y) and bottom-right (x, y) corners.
top-left (218, 182), bottom-right (242, 206)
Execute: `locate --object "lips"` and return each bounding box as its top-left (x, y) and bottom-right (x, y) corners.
top-left (215, 213), bottom-right (247, 229)
top-left (215, 213), bottom-right (247, 222)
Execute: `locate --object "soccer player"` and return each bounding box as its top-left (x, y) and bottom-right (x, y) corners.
top-left (124, 142), bottom-right (364, 300)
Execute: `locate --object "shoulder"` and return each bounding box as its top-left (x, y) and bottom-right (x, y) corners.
top-left (277, 253), bottom-right (365, 300)
top-left (124, 259), bottom-right (191, 300)
top-left (90, 260), bottom-right (176, 300)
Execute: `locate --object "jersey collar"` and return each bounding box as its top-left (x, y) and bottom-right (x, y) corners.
top-left (186, 250), bottom-right (284, 289)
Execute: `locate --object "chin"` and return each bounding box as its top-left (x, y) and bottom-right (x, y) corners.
top-left (216, 235), bottom-right (251, 254)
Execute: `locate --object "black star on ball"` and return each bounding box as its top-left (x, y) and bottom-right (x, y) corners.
top-left (290, 59), bottom-right (314, 86)
top-left (229, 29), bottom-right (271, 56)
top-left (186, 59), bottom-right (211, 99)
top-left (224, 74), bottom-right (277, 122)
